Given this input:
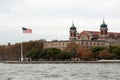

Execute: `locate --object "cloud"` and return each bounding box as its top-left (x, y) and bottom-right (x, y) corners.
top-left (8, 0), bottom-right (120, 18)
top-left (0, 0), bottom-right (120, 44)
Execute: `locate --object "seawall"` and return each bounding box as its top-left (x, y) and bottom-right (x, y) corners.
top-left (1, 60), bottom-right (120, 64)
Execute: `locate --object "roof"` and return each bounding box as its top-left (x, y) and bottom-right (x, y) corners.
top-left (81, 30), bottom-right (120, 36)
top-left (100, 19), bottom-right (107, 28)
top-left (83, 31), bottom-right (100, 35)
top-left (70, 23), bottom-right (76, 30)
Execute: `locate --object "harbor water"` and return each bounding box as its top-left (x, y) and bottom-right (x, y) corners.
top-left (0, 63), bottom-right (120, 80)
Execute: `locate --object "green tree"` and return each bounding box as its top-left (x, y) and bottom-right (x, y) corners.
top-left (112, 47), bottom-right (120, 55)
top-left (108, 45), bottom-right (117, 53)
top-left (43, 48), bottom-right (61, 60)
top-left (23, 40), bottom-right (44, 55)
top-left (108, 45), bottom-right (120, 59)
top-left (91, 46), bottom-right (105, 60)
top-left (56, 51), bottom-right (70, 60)
top-left (26, 48), bottom-right (43, 60)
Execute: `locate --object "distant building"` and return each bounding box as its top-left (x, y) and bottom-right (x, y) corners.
top-left (44, 19), bottom-right (120, 50)
top-left (78, 20), bottom-right (120, 40)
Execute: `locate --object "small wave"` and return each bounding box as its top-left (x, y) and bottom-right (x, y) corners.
top-left (7, 78), bottom-right (13, 80)
top-left (44, 74), bottom-right (60, 77)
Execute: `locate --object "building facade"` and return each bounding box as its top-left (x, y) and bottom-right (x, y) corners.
top-left (44, 19), bottom-right (120, 50)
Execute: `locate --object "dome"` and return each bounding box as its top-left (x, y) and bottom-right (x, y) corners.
top-left (100, 19), bottom-right (107, 28)
top-left (70, 23), bottom-right (76, 30)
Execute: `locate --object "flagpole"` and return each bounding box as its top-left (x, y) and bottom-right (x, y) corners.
top-left (21, 42), bottom-right (23, 62)
top-left (21, 27), bottom-right (32, 62)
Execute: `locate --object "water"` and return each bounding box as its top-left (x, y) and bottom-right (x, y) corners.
top-left (0, 63), bottom-right (120, 80)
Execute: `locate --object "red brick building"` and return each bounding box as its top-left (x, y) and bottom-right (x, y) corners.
top-left (44, 19), bottom-right (120, 50)
top-left (70, 19), bottom-right (120, 41)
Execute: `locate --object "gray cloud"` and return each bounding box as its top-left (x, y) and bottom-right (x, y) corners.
top-left (8, 0), bottom-right (120, 18)
top-left (0, 0), bottom-right (120, 44)
top-left (0, 0), bottom-right (15, 14)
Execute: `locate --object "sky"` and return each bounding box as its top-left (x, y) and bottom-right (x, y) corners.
top-left (0, 0), bottom-right (120, 45)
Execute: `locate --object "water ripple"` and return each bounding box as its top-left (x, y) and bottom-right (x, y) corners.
top-left (0, 63), bottom-right (120, 80)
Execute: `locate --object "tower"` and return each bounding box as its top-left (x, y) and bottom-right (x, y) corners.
top-left (69, 22), bottom-right (77, 40)
top-left (99, 18), bottom-right (108, 39)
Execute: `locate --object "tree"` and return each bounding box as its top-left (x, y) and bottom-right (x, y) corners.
top-left (43, 48), bottom-right (61, 60)
top-left (26, 48), bottom-right (43, 60)
top-left (108, 45), bottom-right (117, 53)
top-left (56, 51), bottom-right (71, 60)
top-left (77, 47), bottom-right (93, 61)
top-left (81, 49), bottom-right (93, 61)
top-left (112, 47), bottom-right (120, 55)
top-left (91, 46), bottom-right (105, 60)
top-left (23, 40), bottom-right (43, 55)
top-left (76, 46), bottom-right (85, 59)
top-left (108, 45), bottom-right (120, 59)
top-left (65, 42), bottom-right (80, 59)
top-left (98, 49), bottom-right (115, 59)
top-left (0, 40), bottom-right (45, 61)
top-left (0, 45), bottom-right (6, 60)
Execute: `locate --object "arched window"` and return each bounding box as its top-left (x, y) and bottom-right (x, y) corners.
top-left (101, 30), bottom-right (103, 35)
top-left (74, 32), bottom-right (76, 37)
top-left (105, 30), bottom-right (107, 35)
top-left (81, 36), bottom-right (87, 40)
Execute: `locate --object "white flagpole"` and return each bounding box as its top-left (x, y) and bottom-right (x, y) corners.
top-left (21, 42), bottom-right (23, 62)
top-left (21, 27), bottom-right (32, 61)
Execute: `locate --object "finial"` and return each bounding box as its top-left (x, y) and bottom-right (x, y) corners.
top-left (103, 17), bottom-right (105, 23)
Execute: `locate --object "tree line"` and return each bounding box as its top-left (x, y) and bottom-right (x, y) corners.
top-left (0, 40), bottom-right (45, 61)
top-left (26, 42), bottom-right (120, 61)
top-left (0, 41), bottom-right (120, 61)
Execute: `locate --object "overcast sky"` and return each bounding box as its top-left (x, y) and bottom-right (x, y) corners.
top-left (0, 0), bottom-right (120, 45)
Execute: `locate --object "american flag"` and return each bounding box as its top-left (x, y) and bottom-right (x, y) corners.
top-left (22, 27), bottom-right (32, 34)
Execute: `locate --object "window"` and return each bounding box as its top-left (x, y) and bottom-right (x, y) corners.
top-left (81, 42), bottom-right (84, 45)
top-left (86, 42), bottom-right (88, 45)
top-left (97, 42), bottom-right (100, 45)
top-left (82, 36), bottom-right (86, 40)
top-left (51, 44), bottom-right (53, 46)
top-left (90, 42), bottom-right (92, 45)
top-left (102, 42), bottom-right (104, 45)
top-left (59, 43), bottom-right (61, 46)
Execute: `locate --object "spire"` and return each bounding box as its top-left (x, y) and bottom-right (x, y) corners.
top-left (100, 18), bottom-right (107, 28)
top-left (103, 17), bottom-right (104, 23)
top-left (72, 20), bottom-right (74, 26)
top-left (70, 20), bottom-right (76, 30)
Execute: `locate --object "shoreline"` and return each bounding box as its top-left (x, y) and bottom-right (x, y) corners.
top-left (1, 60), bottom-right (120, 64)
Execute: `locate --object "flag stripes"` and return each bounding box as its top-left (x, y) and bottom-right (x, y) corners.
top-left (22, 27), bottom-right (32, 34)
